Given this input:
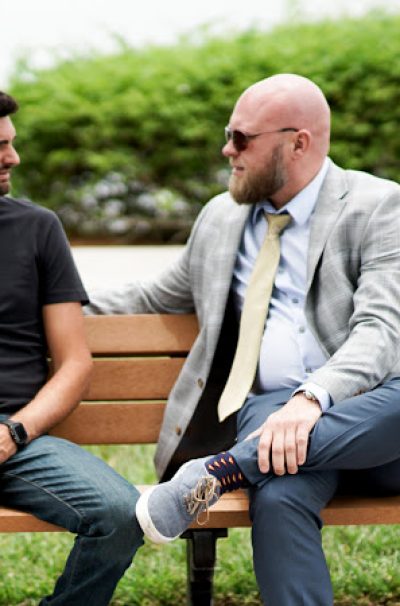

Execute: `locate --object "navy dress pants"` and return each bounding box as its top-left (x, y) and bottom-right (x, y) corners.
top-left (230, 379), bottom-right (400, 606)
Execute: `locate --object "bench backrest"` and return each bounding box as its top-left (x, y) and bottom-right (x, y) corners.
top-left (50, 314), bottom-right (198, 444)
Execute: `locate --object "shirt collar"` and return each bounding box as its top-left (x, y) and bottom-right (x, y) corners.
top-left (253, 157), bottom-right (330, 227)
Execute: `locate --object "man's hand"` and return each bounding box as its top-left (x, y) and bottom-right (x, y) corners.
top-left (247, 393), bottom-right (322, 475)
top-left (0, 425), bottom-right (17, 464)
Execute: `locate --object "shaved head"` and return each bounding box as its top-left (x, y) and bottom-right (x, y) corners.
top-left (236, 74), bottom-right (331, 156)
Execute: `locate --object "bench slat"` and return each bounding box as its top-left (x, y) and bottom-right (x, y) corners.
top-left (322, 494), bottom-right (400, 525)
top-left (87, 358), bottom-right (185, 400)
top-left (196, 491), bottom-right (400, 528)
top-left (2, 490), bottom-right (400, 533)
top-left (85, 314), bottom-right (198, 354)
top-left (0, 509), bottom-right (63, 533)
top-left (195, 492), bottom-right (400, 528)
top-left (49, 401), bottom-right (164, 444)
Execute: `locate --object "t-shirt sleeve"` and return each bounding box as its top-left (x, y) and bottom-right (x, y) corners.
top-left (38, 211), bottom-right (89, 306)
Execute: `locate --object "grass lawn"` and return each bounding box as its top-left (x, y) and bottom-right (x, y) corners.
top-left (0, 445), bottom-right (399, 605)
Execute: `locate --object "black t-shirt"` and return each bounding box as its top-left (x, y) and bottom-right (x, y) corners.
top-left (0, 196), bottom-right (88, 413)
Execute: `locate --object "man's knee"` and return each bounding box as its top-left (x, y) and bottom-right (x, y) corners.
top-left (250, 475), bottom-right (305, 528)
top-left (87, 481), bottom-right (139, 535)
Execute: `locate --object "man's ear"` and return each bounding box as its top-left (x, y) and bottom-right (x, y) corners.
top-left (293, 130), bottom-right (311, 154)
top-left (294, 136), bottom-right (303, 151)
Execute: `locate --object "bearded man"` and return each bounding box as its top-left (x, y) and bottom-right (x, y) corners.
top-left (88, 74), bottom-right (400, 605)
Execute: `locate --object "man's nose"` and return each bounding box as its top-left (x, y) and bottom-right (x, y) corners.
top-left (6, 146), bottom-right (20, 166)
top-left (222, 139), bottom-right (238, 158)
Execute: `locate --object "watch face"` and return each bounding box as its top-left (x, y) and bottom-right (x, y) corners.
top-left (8, 421), bottom-right (28, 445)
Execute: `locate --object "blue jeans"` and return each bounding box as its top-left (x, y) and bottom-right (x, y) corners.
top-left (231, 379), bottom-right (400, 606)
top-left (0, 431), bottom-right (143, 605)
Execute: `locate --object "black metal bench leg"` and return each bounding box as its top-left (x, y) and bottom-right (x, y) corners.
top-left (181, 529), bottom-right (228, 606)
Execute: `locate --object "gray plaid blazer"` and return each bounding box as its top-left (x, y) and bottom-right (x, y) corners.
top-left (87, 160), bottom-right (400, 478)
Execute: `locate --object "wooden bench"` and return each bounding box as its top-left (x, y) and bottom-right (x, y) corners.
top-left (1, 314), bottom-right (400, 604)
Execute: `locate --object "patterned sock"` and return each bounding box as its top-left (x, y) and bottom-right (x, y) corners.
top-left (205, 451), bottom-right (249, 494)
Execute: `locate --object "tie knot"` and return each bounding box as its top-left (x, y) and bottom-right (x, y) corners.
top-left (265, 212), bottom-right (291, 236)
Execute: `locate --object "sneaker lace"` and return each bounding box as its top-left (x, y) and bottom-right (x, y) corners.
top-left (184, 476), bottom-right (220, 526)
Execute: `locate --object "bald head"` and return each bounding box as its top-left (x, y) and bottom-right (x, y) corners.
top-left (235, 74), bottom-right (331, 158)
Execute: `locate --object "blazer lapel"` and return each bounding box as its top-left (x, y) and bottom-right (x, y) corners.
top-left (306, 161), bottom-right (350, 290)
top-left (205, 200), bottom-right (250, 346)
top-left (213, 200), bottom-right (250, 308)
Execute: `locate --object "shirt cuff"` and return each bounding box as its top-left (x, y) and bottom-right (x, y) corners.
top-left (293, 382), bottom-right (332, 412)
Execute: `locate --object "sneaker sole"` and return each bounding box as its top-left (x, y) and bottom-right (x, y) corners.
top-left (135, 486), bottom-right (181, 544)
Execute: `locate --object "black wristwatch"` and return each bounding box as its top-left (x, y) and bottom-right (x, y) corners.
top-left (0, 420), bottom-right (28, 448)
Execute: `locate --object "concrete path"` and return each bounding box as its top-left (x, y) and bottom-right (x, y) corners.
top-left (72, 245), bottom-right (183, 290)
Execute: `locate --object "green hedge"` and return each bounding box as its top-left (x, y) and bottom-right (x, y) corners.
top-left (8, 12), bottom-right (400, 239)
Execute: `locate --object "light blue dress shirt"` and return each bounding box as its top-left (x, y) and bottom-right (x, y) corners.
top-left (231, 158), bottom-right (331, 411)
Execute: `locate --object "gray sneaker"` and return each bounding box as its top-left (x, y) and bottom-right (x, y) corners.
top-left (135, 458), bottom-right (221, 544)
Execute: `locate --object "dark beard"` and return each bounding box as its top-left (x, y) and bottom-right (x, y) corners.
top-left (0, 164), bottom-right (11, 195)
top-left (229, 145), bottom-right (286, 205)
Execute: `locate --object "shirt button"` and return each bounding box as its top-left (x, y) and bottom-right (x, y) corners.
top-left (299, 326), bottom-right (306, 334)
top-left (305, 367), bottom-right (312, 373)
top-left (197, 378), bottom-right (204, 389)
top-left (175, 426), bottom-right (182, 436)
top-left (292, 298), bottom-right (299, 304)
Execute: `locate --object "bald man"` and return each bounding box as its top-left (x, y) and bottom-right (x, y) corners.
top-left (88, 74), bottom-right (400, 605)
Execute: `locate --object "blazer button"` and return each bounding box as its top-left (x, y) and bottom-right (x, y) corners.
top-left (175, 426), bottom-right (182, 436)
top-left (197, 378), bottom-right (204, 389)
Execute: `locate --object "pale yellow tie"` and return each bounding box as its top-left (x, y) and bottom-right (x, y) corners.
top-left (218, 212), bottom-right (291, 422)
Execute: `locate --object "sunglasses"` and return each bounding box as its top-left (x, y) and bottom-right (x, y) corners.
top-left (224, 126), bottom-right (299, 152)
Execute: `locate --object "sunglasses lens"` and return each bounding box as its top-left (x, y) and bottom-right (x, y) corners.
top-left (233, 131), bottom-right (247, 151)
top-left (225, 128), bottom-right (247, 151)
